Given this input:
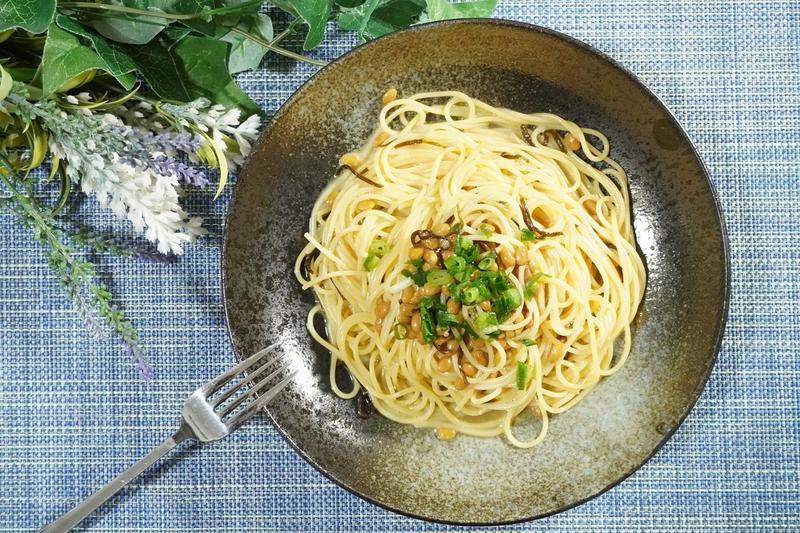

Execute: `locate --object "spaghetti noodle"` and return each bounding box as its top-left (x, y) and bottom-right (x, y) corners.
top-left (294, 91), bottom-right (645, 448)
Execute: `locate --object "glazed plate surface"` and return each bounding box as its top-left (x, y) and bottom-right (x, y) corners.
top-left (222, 19), bottom-right (729, 524)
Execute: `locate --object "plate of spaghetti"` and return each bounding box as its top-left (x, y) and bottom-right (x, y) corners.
top-left (223, 20), bottom-right (728, 524)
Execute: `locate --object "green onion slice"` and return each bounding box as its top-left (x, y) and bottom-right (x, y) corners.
top-left (516, 362), bottom-right (530, 390)
top-left (393, 323), bottom-right (409, 340)
top-left (364, 254), bottom-right (380, 271)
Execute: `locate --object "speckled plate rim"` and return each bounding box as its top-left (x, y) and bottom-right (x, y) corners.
top-left (221, 18), bottom-right (731, 525)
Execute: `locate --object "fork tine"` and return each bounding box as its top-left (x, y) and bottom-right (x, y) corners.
top-left (226, 370), bottom-right (297, 429)
top-left (219, 359), bottom-right (292, 418)
top-left (212, 353), bottom-right (282, 408)
top-left (203, 344), bottom-right (277, 395)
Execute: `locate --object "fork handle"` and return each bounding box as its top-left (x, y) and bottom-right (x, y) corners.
top-left (40, 428), bottom-right (191, 533)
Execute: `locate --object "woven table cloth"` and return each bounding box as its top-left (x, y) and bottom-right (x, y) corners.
top-left (3, 1), bottom-right (799, 531)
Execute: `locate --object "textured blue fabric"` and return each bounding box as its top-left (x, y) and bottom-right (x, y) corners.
top-left (2, 1), bottom-right (799, 531)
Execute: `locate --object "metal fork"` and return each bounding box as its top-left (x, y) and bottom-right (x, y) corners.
top-left (40, 344), bottom-right (296, 533)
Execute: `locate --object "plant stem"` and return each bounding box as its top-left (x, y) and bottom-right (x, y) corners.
top-left (229, 27), bottom-right (327, 66)
top-left (57, 0), bottom-right (259, 20)
top-left (57, 1), bottom-right (328, 67)
top-left (0, 156), bottom-right (71, 261)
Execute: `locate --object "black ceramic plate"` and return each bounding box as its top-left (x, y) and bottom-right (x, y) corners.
top-left (222, 19), bottom-right (729, 524)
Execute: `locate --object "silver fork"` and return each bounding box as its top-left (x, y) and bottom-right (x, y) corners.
top-left (40, 344), bottom-right (296, 533)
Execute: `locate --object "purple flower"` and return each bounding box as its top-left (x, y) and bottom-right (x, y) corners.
top-left (150, 155), bottom-right (209, 187)
top-left (128, 345), bottom-right (155, 380)
top-left (76, 292), bottom-right (108, 340)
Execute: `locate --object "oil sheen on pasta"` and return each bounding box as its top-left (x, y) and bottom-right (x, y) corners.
top-left (294, 91), bottom-right (646, 448)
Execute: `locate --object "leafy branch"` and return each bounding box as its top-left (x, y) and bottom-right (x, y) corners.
top-left (0, 154), bottom-right (154, 378)
top-left (0, 0), bottom-right (497, 377)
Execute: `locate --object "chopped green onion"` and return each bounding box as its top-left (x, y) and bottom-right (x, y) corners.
top-left (475, 312), bottom-right (499, 336)
top-left (369, 238), bottom-right (389, 257)
top-left (450, 221), bottom-right (463, 234)
top-left (462, 286), bottom-right (481, 304)
top-left (517, 338), bottom-right (536, 347)
top-left (402, 268), bottom-right (427, 286)
top-left (521, 228), bottom-right (542, 242)
top-left (479, 223), bottom-right (493, 237)
top-left (516, 362), bottom-right (530, 390)
top-left (495, 286), bottom-right (521, 322)
top-left (427, 269), bottom-right (453, 286)
top-left (393, 323), bottom-right (409, 340)
top-left (364, 254), bottom-right (380, 271)
top-left (419, 302), bottom-right (436, 344)
top-left (444, 254), bottom-right (466, 275)
top-left (477, 253), bottom-right (496, 271)
top-left (410, 258), bottom-right (424, 268)
top-left (436, 310), bottom-right (461, 328)
top-left (524, 272), bottom-right (547, 299)
top-left (419, 295), bottom-right (439, 309)
top-left (454, 234), bottom-right (476, 261)
top-left (445, 254), bottom-right (472, 282)
top-left (502, 287), bottom-right (522, 309)
top-left (462, 321), bottom-right (479, 339)
top-left (481, 270), bottom-right (509, 293)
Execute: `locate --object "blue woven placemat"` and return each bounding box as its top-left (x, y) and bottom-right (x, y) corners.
top-left (2, 1), bottom-right (799, 531)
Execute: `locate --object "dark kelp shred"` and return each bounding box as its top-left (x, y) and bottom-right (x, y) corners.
top-left (395, 139), bottom-right (425, 148)
top-left (520, 201), bottom-right (562, 238)
top-left (520, 124), bottom-right (534, 146)
top-left (410, 229), bottom-right (432, 246)
top-left (355, 390), bottom-right (373, 419)
top-left (544, 129), bottom-right (565, 151)
top-left (300, 248), bottom-right (320, 281)
top-left (335, 164), bottom-right (383, 187)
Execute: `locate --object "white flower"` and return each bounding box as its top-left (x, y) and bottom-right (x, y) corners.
top-left (50, 139), bottom-right (206, 255)
top-left (160, 98), bottom-right (261, 169)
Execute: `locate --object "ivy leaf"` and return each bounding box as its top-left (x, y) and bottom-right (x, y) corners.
top-left (170, 34), bottom-right (259, 113)
top-left (124, 35), bottom-right (259, 114)
top-left (123, 40), bottom-right (192, 101)
top-left (425, 0), bottom-right (497, 21)
top-left (55, 15), bottom-right (137, 90)
top-left (335, 0), bottom-right (367, 7)
top-left (86, 0), bottom-right (172, 45)
top-left (220, 13), bottom-right (274, 74)
top-left (41, 23), bottom-right (109, 95)
top-left (338, 0), bottom-right (425, 40)
top-left (336, 0), bottom-right (380, 39)
top-left (170, 35), bottom-right (232, 94)
top-left (281, 0), bottom-right (333, 50)
top-left (0, 0), bottom-right (55, 33)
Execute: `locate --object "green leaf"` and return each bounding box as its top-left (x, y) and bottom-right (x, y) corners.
top-left (55, 15), bottom-right (137, 90)
top-left (282, 0), bottom-right (333, 50)
top-left (212, 77), bottom-right (260, 116)
top-left (169, 35), bottom-right (231, 90)
top-left (336, 0), bottom-right (379, 39)
top-left (425, 0), bottom-right (496, 21)
top-left (0, 0), bottom-right (55, 33)
top-left (366, 0), bottom-right (425, 36)
top-left (123, 40), bottom-right (191, 101)
top-left (335, 0), bottom-right (366, 7)
top-left (220, 13), bottom-right (273, 74)
top-left (170, 35), bottom-right (259, 113)
top-left (0, 64), bottom-right (11, 101)
top-left (338, 0), bottom-right (424, 40)
top-left (3, 66), bottom-right (36, 83)
top-left (41, 23), bottom-right (109, 95)
top-left (86, 0), bottom-right (173, 45)
top-left (123, 32), bottom-right (259, 114)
